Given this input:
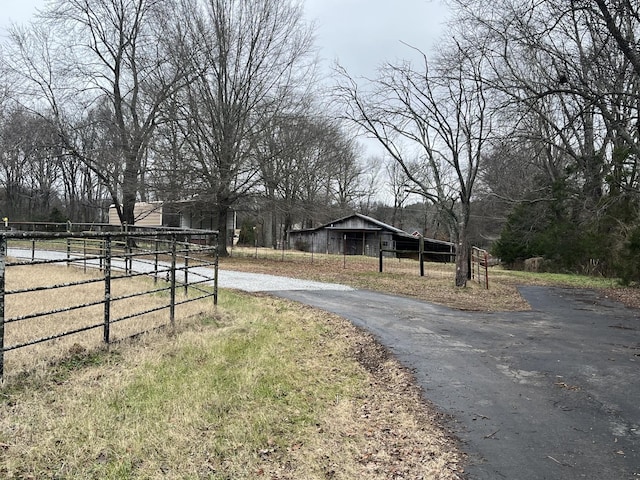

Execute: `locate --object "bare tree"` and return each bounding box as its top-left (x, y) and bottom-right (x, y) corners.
top-left (590, 0), bottom-right (640, 78)
top-left (454, 0), bottom-right (640, 198)
top-left (149, 92), bottom-right (202, 204)
top-left (336, 41), bottom-right (493, 286)
top-left (0, 106), bottom-right (65, 220)
top-left (451, 0), bottom-right (640, 273)
top-left (5, 0), bottom-right (192, 226)
top-left (257, 112), bottom-right (320, 247)
top-left (356, 155), bottom-right (383, 217)
top-left (176, 0), bottom-right (316, 255)
top-left (385, 159), bottom-right (412, 229)
top-left (255, 112), bottom-right (362, 248)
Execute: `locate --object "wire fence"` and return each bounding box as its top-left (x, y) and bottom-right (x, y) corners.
top-left (228, 244), bottom-right (490, 285)
top-left (0, 227), bottom-right (218, 381)
top-left (228, 245), bottom-right (459, 281)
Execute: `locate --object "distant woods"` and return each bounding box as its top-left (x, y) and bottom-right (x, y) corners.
top-left (1, 0), bottom-right (364, 255)
top-left (337, 0), bottom-right (640, 283)
top-left (2, 0), bottom-right (640, 280)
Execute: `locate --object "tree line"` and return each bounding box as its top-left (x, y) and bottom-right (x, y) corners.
top-left (337, 0), bottom-right (640, 285)
top-left (1, 0), bottom-right (639, 284)
top-left (0, 0), bottom-right (374, 255)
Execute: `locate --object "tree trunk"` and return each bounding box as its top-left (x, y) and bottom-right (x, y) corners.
top-left (121, 155), bottom-right (139, 226)
top-left (217, 205), bottom-right (230, 257)
top-left (270, 198), bottom-right (278, 249)
top-left (455, 203), bottom-right (471, 287)
top-left (455, 233), bottom-right (470, 288)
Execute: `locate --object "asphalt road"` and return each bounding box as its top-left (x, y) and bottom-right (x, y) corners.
top-left (13, 247), bottom-right (638, 477)
top-left (273, 286), bottom-right (640, 480)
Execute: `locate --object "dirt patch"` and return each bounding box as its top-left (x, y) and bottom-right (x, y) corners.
top-left (353, 332), bottom-right (391, 375)
top-left (348, 327), bottom-right (465, 479)
top-left (603, 287), bottom-right (640, 310)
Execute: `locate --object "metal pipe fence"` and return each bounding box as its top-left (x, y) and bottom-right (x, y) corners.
top-left (0, 228), bottom-right (218, 381)
top-left (471, 246), bottom-right (490, 289)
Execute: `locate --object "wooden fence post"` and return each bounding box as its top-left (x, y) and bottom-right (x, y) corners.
top-left (484, 250), bottom-right (489, 290)
top-left (343, 234), bottom-right (347, 269)
top-left (419, 236), bottom-right (425, 277)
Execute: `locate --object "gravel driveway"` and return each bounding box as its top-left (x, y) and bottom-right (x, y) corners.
top-left (216, 269), bottom-right (354, 292)
top-left (8, 248), bottom-right (352, 293)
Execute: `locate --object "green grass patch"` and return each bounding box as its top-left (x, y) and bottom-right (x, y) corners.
top-left (495, 268), bottom-right (620, 288)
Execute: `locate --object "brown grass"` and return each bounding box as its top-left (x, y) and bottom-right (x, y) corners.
top-left (5, 247), bottom-right (637, 479)
top-left (223, 248), bottom-right (530, 311)
top-left (1, 290), bottom-right (464, 479)
top-left (222, 247), bottom-right (640, 311)
top-left (3, 263), bottom-right (216, 381)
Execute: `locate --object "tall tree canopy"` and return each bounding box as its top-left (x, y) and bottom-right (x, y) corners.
top-left (170, 0), bottom-right (317, 254)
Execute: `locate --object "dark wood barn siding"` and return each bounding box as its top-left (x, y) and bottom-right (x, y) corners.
top-left (288, 214), bottom-right (455, 259)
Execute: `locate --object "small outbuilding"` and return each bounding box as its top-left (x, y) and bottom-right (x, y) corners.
top-left (108, 200), bottom-right (235, 232)
top-left (288, 213), bottom-right (454, 261)
top-left (108, 201), bottom-right (167, 227)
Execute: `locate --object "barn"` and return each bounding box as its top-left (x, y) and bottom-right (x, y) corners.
top-left (288, 213), bottom-right (454, 261)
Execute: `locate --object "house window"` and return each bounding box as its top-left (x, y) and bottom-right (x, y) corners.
top-left (382, 241), bottom-right (389, 247)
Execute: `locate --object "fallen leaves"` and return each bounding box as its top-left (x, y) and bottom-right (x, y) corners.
top-left (553, 381), bottom-right (581, 391)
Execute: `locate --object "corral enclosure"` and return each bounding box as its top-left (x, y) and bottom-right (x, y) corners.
top-left (0, 227), bottom-right (219, 381)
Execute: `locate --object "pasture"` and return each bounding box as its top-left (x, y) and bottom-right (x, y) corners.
top-left (1, 287), bottom-right (463, 479)
top-left (3, 263), bottom-right (216, 382)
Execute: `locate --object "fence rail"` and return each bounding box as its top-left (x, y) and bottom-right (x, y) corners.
top-left (471, 246), bottom-right (490, 289)
top-left (379, 235), bottom-right (456, 276)
top-left (0, 228), bottom-right (219, 381)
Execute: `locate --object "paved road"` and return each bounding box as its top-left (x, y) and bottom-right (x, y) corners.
top-left (13, 248), bottom-right (638, 477)
top-left (273, 286), bottom-right (640, 480)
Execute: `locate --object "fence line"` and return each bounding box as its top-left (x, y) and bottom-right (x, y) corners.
top-left (379, 236), bottom-right (456, 276)
top-left (471, 246), bottom-right (490, 289)
top-left (0, 228), bottom-right (218, 381)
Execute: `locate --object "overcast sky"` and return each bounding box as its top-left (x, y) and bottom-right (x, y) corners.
top-left (1, 0), bottom-right (450, 79)
top-left (305, 0), bottom-right (449, 77)
top-left (1, 0), bottom-right (44, 27)
top-left (1, 0), bottom-right (449, 200)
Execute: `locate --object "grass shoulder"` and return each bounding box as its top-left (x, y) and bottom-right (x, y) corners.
top-left (1, 290), bottom-right (463, 479)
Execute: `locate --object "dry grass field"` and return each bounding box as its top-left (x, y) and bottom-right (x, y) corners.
top-left (223, 247), bottom-right (636, 311)
top-left (1, 256), bottom-right (467, 479)
top-left (3, 263), bottom-right (215, 381)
